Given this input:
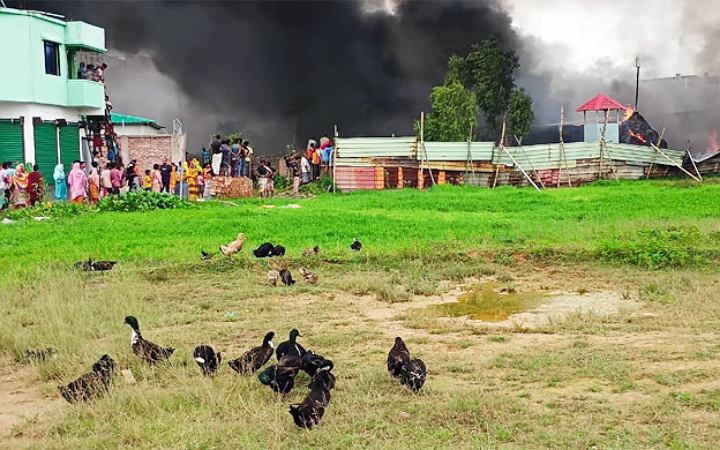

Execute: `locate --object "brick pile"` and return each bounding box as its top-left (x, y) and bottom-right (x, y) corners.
top-left (210, 176), bottom-right (254, 198)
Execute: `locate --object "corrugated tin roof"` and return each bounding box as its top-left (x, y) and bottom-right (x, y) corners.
top-left (110, 113), bottom-right (163, 127)
top-left (576, 93), bottom-right (626, 112)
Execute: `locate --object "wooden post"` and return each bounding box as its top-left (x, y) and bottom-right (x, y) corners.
top-left (417, 168), bottom-right (424, 189)
top-left (374, 166), bottom-right (385, 189)
top-left (492, 164), bottom-right (500, 189)
top-left (397, 166), bottom-right (404, 188)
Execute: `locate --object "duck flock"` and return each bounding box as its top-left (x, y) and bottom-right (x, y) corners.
top-left (62, 234), bottom-right (425, 429)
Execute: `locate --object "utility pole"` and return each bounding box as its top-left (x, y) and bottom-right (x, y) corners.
top-left (635, 56), bottom-right (641, 110)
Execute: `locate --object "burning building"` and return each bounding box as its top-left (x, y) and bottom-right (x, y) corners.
top-left (333, 93), bottom-right (697, 191)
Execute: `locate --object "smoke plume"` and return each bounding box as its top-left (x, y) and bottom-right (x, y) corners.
top-left (18, 0), bottom-right (519, 153)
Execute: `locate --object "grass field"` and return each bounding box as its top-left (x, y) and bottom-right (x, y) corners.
top-left (3, 180), bottom-right (720, 449)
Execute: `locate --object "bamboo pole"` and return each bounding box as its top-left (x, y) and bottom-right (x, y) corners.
top-left (687, 150), bottom-right (703, 181)
top-left (501, 144), bottom-right (541, 192)
top-left (645, 127), bottom-right (665, 179)
top-left (598, 110), bottom-right (609, 179)
top-left (557, 106), bottom-right (564, 187)
top-left (419, 112), bottom-right (435, 186)
top-left (514, 135), bottom-right (545, 188)
top-left (650, 143), bottom-right (701, 181)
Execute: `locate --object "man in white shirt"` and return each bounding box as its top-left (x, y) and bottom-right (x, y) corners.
top-left (300, 155), bottom-right (311, 184)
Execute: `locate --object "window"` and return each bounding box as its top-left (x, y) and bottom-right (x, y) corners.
top-left (43, 41), bottom-right (60, 76)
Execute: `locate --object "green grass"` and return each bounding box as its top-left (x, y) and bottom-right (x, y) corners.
top-left (3, 180), bottom-right (720, 449)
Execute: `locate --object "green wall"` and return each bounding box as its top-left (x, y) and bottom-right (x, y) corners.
top-left (0, 8), bottom-right (105, 109)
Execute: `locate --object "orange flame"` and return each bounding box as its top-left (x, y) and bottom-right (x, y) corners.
top-left (623, 106), bottom-right (634, 121)
top-left (708, 130), bottom-right (719, 152)
top-left (628, 129), bottom-right (647, 144)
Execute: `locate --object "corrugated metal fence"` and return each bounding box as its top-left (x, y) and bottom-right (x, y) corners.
top-left (334, 136), bottom-right (690, 191)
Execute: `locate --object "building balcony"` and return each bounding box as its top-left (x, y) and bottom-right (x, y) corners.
top-left (65, 21), bottom-right (106, 52)
top-left (67, 79), bottom-right (104, 109)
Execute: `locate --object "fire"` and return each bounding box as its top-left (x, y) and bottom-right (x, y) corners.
top-left (708, 130), bottom-right (719, 152)
top-left (624, 106), bottom-right (634, 121)
top-left (628, 129), bottom-right (647, 144)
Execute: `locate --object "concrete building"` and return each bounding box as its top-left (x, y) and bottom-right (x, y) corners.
top-left (0, 6), bottom-right (106, 179)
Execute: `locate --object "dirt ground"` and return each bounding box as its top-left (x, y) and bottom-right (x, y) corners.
top-left (0, 359), bottom-right (62, 438)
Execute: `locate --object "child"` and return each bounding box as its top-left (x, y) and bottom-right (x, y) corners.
top-left (151, 164), bottom-right (162, 193)
top-left (202, 163), bottom-right (213, 200)
top-left (143, 169), bottom-right (152, 191)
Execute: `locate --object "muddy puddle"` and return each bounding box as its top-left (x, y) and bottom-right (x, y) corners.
top-left (411, 283), bottom-right (638, 329)
top-left (429, 283), bottom-right (545, 322)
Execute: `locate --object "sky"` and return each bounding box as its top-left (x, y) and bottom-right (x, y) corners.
top-left (503, 0), bottom-right (710, 77)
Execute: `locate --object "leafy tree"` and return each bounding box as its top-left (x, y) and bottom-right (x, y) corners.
top-left (416, 81), bottom-right (478, 142)
top-left (450, 37), bottom-right (519, 141)
top-left (507, 88), bottom-right (534, 145)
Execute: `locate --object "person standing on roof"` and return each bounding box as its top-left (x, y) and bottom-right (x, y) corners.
top-left (210, 134), bottom-right (222, 175)
top-left (220, 139), bottom-right (231, 176)
top-left (243, 141), bottom-right (254, 177)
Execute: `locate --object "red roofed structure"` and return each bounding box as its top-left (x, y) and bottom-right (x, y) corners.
top-left (576, 93), bottom-right (626, 112)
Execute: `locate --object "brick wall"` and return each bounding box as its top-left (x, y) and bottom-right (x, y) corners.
top-left (125, 135), bottom-right (172, 171)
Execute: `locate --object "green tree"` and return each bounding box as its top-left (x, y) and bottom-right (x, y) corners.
top-left (451, 37), bottom-right (519, 141)
top-left (507, 88), bottom-right (534, 145)
top-left (416, 81), bottom-right (478, 142)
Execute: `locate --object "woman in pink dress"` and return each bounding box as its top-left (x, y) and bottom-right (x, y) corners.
top-left (151, 164), bottom-right (162, 193)
top-left (67, 162), bottom-right (88, 204)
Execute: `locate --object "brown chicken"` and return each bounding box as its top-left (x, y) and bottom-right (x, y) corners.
top-left (220, 233), bottom-right (245, 258)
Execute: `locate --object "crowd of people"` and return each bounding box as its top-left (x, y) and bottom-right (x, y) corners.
top-left (0, 133), bottom-right (336, 210)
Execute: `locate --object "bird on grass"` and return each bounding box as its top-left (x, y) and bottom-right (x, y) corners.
top-left (124, 316), bottom-right (175, 364)
top-left (289, 369), bottom-right (335, 429)
top-left (280, 269), bottom-right (295, 286)
top-left (253, 242), bottom-right (275, 258)
top-left (387, 336), bottom-right (427, 391)
top-left (200, 249), bottom-right (214, 261)
top-left (73, 258), bottom-right (93, 271)
top-left (220, 233), bottom-right (245, 259)
top-left (350, 238), bottom-right (362, 252)
top-left (193, 345), bottom-right (222, 376)
top-left (73, 259), bottom-right (117, 272)
top-left (302, 246), bottom-right (320, 257)
top-left (21, 347), bottom-right (57, 364)
top-left (298, 267), bottom-right (318, 284)
top-left (58, 354), bottom-right (115, 403)
top-left (301, 351), bottom-right (333, 377)
top-left (276, 328), bottom-right (306, 360)
top-left (267, 270), bottom-right (280, 286)
top-left (258, 354), bottom-right (303, 394)
top-left (229, 331), bottom-right (275, 374)
top-left (92, 260), bottom-right (117, 271)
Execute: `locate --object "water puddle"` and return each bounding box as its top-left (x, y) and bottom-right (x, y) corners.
top-left (427, 283), bottom-right (546, 322)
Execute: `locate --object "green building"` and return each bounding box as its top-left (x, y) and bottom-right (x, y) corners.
top-left (0, 6), bottom-right (106, 179)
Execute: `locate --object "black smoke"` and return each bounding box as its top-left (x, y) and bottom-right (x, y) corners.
top-left (17, 0), bottom-right (519, 153)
